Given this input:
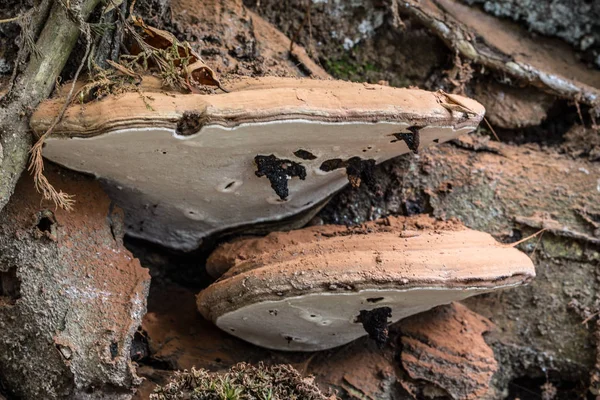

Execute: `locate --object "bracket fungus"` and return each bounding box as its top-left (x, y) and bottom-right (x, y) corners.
top-left (198, 216), bottom-right (535, 351)
top-left (31, 77), bottom-right (484, 250)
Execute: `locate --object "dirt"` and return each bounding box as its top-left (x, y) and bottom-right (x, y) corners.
top-left (561, 124), bottom-right (600, 161)
top-left (473, 80), bottom-right (556, 129)
top-left (0, 164), bottom-right (150, 399)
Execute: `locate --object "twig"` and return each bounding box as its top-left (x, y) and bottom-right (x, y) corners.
top-left (582, 311), bottom-right (600, 326)
top-left (390, 0), bottom-right (405, 29)
top-left (483, 117), bottom-right (500, 141)
top-left (573, 94), bottom-right (585, 128)
top-left (529, 230), bottom-right (545, 257)
top-left (505, 228), bottom-right (547, 248)
top-left (28, 23), bottom-right (93, 210)
top-left (0, 16), bottom-right (20, 24)
top-left (289, 0), bottom-right (311, 53)
top-left (0, 9), bottom-right (35, 102)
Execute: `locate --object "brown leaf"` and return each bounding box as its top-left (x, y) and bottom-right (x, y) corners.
top-left (185, 60), bottom-right (222, 88)
top-left (129, 16), bottom-right (222, 89)
top-left (437, 90), bottom-right (478, 115)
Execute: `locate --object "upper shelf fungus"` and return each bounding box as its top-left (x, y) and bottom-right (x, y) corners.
top-left (30, 77), bottom-right (485, 250)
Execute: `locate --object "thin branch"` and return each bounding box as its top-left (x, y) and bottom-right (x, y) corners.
top-left (289, 0), bottom-right (311, 53)
top-left (483, 117), bottom-right (500, 142)
top-left (0, 16), bottom-right (20, 24)
top-left (505, 228), bottom-right (547, 248)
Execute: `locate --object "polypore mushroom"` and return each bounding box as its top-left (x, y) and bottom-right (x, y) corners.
top-left (31, 77), bottom-right (484, 250)
top-left (198, 216), bottom-right (535, 351)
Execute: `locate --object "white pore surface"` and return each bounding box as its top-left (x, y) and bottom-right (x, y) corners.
top-left (43, 120), bottom-right (473, 250)
top-left (215, 285), bottom-right (515, 351)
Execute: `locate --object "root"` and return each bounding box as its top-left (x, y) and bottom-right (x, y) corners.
top-left (28, 23), bottom-right (93, 210)
top-left (28, 143), bottom-right (75, 211)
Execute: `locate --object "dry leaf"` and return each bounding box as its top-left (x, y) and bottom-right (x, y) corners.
top-left (129, 16), bottom-right (222, 89)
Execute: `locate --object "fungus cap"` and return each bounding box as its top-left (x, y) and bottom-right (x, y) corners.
top-left (31, 77), bottom-right (485, 250)
top-left (198, 216), bottom-right (535, 351)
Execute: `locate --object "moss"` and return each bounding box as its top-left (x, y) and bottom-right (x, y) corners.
top-left (324, 53), bottom-right (379, 82)
top-left (150, 362), bottom-right (333, 400)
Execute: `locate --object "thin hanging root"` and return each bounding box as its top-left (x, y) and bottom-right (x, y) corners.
top-left (28, 138), bottom-right (75, 211)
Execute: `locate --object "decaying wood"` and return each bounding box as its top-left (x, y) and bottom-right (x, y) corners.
top-left (401, 0), bottom-right (600, 106)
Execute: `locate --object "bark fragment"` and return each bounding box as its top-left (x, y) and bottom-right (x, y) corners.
top-left (399, 303), bottom-right (498, 400)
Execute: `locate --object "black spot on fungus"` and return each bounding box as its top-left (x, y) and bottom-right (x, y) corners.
top-left (345, 157), bottom-right (376, 189)
top-left (366, 297), bottom-right (384, 303)
top-left (355, 306), bottom-right (392, 348)
top-left (433, 138), bottom-right (440, 143)
top-left (254, 155), bottom-right (306, 200)
top-left (319, 157), bottom-right (376, 190)
top-left (392, 125), bottom-right (423, 153)
top-left (176, 111), bottom-right (204, 136)
top-left (0, 267), bottom-right (21, 306)
top-left (319, 158), bottom-right (344, 172)
top-left (293, 149), bottom-right (317, 160)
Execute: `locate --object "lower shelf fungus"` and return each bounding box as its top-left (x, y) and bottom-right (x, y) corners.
top-left (198, 215), bottom-right (535, 351)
